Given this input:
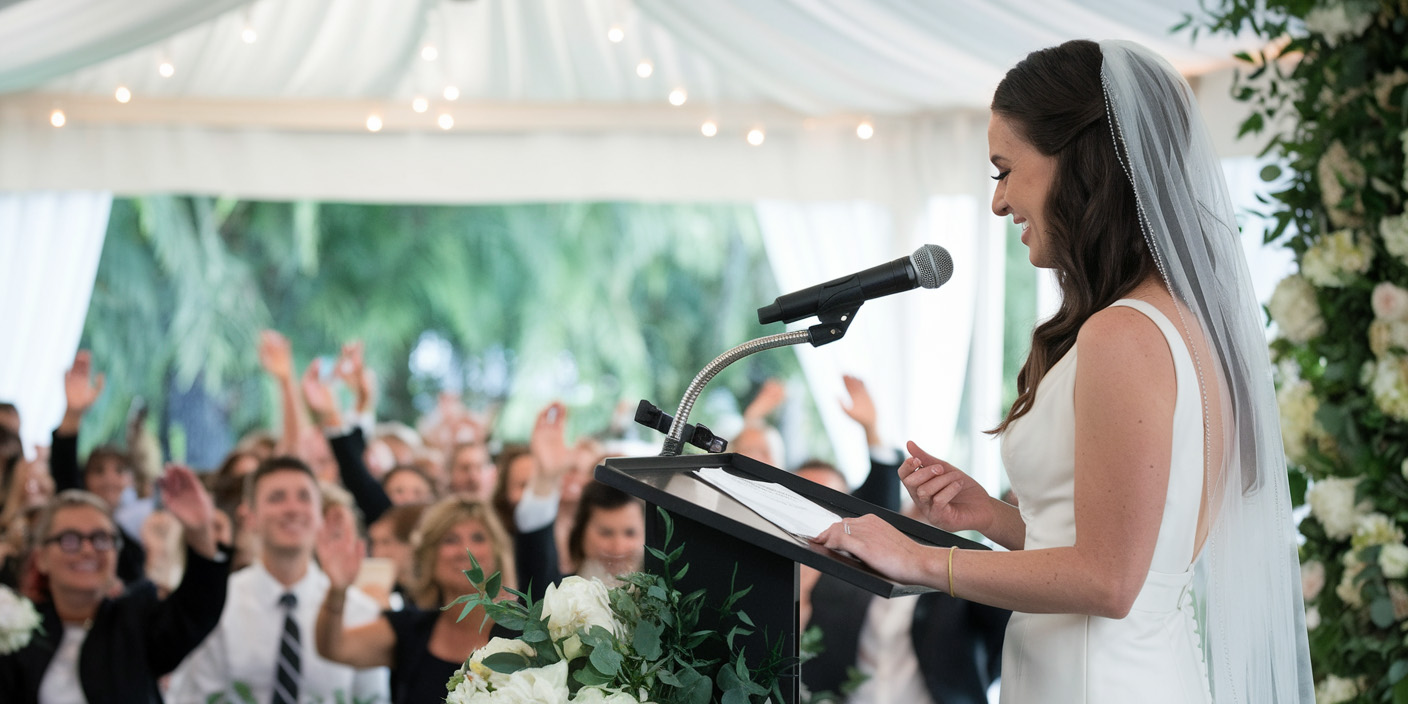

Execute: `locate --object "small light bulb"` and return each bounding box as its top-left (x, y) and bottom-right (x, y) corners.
top-left (746, 128), bottom-right (765, 146)
top-left (241, 27), bottom-right (258, 44)
top-left (636, 61), bottom-right (653, 78)
top-left (443, 86), bottom-right (460, 101)
top-left (421, 45), bottom-right (438, 61)
top-left (701, 120), bottom-right (718, 137)
top-left (50, 109), bottom-right (66, 127)
top-left (668, 89), bottom-right (687, 106)
top-left (366, 115), bottom-right (383, 132)
top-left (115, 86), bottom-right (132, 104)
top-left (856, 121), bottom-right (874, 140)
top-left (412, 96), bottom-right (429, 113)
top-left (437, 113), bottom-right (454, 130)
top-left (158, 61), bottom-right (175, 78)
top-left (607, 26), bottom-right (625, 43)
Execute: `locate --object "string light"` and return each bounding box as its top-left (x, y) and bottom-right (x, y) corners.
top-left (366, 115), bottom-right (383, 132)
top-left (746, 128), bottom-right (765, 146)
top-left (856, 121), bottom-right (875, 140)
top-left (437, 113), bottom-right (454, 130)
top-left (115, 86), bottom-right (132, 104)
top-left (421, 44), bottom-right (438, 61)
top-left (50, 109), bottom-right (66, 127)
top-left (241, 27), bottom-right (258, 44)
top-left (443, 86), bottom-right (460, 101)
top-left (636, 61), bottom-right (653, 78)
top-left (412, 96), bottom-right (429, 113)
top-left (668, 89), bottom-right (687, 106)
top-left (701, 120), bottom-right (718, 137)
top-left (158, 61), bottom-right (175, 78)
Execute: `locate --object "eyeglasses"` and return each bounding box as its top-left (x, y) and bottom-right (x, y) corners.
top-left (43, 530), bottom-right (123, 553)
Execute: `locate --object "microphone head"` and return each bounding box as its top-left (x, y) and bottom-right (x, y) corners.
top-left (910, 244), bottom-right (953, 289)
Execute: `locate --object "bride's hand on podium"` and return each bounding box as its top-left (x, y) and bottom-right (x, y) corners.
top-left (811, 515), bottom-right (933, 586)
top-left (902, 441), bottom-right (995, 535)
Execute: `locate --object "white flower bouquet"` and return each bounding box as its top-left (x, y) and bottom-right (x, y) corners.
top-left (445, 509), bottom-right (787, 704)
top-left (0, 584), bottom-right (42, 655)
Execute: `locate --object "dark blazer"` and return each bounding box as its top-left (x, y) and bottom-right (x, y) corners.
top-left (0, 545), bottom-right (229, 704)
top-left (329, 427), bottom-right (392, 526)
top-left (802, 453), bottom-right (1009, 703)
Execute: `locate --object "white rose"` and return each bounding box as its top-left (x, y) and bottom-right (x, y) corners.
top-left (1367, 320), bottom-right (1408, 358)
top-left (1268, 275), bottom-right (1326, 343)
top-left (1367, 356), bottom-right (1408, 421)
top-left (1304, 3), bottom-right (1376, 46)
top-left (1302, 229), bottom-right (1374, 287)
top-left (1381, 213), bottom-right (1408, 267)
top-left (542, 576), bottom-right (624, 643)
top-left (469, 637), bottom-right (537, 686)
top-left (1301, 560), bottom-right (1326, 601)
top-left (1315, 674), bottom-right (1360, 704)
top-left (1277, 378), bottom-right (1323, 463)
top-left (0, 585), bottom-right (42, 655)
top-left (491, 659), bottom-right (571, 704)
top-left (1379, 542), bottom-right (1408, 579)
top-left (573, 687), bottom-right (650, 704)
top-left (1305, 605), bottom-right (1321, 630)
top-left (447, 665), bottom-right (492, 704)
top-left (1372, 282), bottom-right (1408, 322)
top-left (1351, 513), bottom-right (1405, 549)
top-left (1375, 68), bottom-right (1408, 111)
top-left (1337, 551), bottom-right (1367, 608)
top-left (1307, 476), bottom-right (1368, 540)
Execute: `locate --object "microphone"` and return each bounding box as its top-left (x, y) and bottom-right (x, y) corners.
top-left (757, 244), bottom-right (953, 325)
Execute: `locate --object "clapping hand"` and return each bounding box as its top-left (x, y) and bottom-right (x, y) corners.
top-left (900, 441), bottom-right (994, 534)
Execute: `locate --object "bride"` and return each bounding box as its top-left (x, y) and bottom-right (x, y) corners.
top-left (813, 39), bottom-right (1313, 703)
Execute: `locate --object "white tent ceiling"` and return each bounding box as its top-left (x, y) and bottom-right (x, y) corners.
top-left (0, 0), bottom-right (1266, 202)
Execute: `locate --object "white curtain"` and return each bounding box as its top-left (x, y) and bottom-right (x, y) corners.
top-left (0, 191), bottom-right (111, 451)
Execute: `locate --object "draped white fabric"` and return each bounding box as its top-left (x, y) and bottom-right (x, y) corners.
top-left (0, 191), bottom-right (111, 451)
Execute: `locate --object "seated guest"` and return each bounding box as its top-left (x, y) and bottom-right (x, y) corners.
top-left (382, 465), bottom-right (438, 506)
top-left (446, 440), bottom-right (497, 501)
top-left (166, 457), bottom-right (390, 704)
top-left (0, 467), bottom-right (227, 704)
top-left (314, 495), bottom-right (516, 704)
top-left (48, 351), bottom-right (146, 585)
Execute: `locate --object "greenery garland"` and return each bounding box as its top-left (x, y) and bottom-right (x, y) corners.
top-left (1185, 1), bottom-right (1408, 701)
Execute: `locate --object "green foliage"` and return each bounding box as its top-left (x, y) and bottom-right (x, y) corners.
top-left (1187, 1), bottom-right (1408, 701)
top-left (79, 199), bottom-right (823, 463)
top-left (447, 508), bottom-right (792, 703)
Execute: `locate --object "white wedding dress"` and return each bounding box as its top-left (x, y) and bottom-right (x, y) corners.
top-left (997, 299), bottom-right (1213, 703)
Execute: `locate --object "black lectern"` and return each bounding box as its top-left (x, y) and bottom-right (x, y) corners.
top-left (596, 452), bottom-right (987, 704)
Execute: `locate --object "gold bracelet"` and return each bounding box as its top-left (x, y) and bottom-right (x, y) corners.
top-left (947, 546), bottom-right (957, 597)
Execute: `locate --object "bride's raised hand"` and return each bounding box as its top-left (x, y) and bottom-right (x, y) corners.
top-left (901, 441), bottom-right (995, 534)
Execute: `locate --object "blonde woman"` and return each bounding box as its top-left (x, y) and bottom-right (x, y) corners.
top-left (315, 494), bottom-right (517, 704)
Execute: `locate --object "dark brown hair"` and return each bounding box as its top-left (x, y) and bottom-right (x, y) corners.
top-left (988, 39), bottom-right (1156, 434)
top-left (241, 455), bottom-right (319, 506)
top-left (491, 443), bottom-right (532, 535)
top-left (567, 481), bottom-right (642, 568)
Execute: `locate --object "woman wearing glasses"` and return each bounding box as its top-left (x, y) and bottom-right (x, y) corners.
top-left (0, 466), bottom-right (229, 704)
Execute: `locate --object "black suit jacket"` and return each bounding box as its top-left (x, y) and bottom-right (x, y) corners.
top-left (802, 453), bottom-right (1009, 703)
top-left (49, 430), bottom-right (146, 584)
top-left (328, 427), bottom-right (392, 526)
top-left (0, 545), bottom-right (229, 704)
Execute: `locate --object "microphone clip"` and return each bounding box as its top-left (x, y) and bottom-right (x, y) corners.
top-left (805, 304), bottom-right (861, 347)
top-left (633, 399), bottom-right (728, 453)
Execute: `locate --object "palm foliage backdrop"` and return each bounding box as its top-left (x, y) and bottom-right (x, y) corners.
top-left (78, 196), bottom-right (815, 468)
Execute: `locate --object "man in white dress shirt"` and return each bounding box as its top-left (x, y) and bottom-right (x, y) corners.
top-left (167, 457), bottom-right (390, 704)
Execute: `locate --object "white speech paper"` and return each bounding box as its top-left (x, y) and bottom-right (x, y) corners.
top-left (692, 467), bottom-right (844, 539)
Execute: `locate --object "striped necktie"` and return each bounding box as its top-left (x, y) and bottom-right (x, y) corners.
top-left (273, 592), bottom-right (301, 704)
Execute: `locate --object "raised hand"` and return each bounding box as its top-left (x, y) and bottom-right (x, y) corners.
top-left (257, 330), bottom-right (294, 381)
top-left (301, 359), bottom-right (343, 429)
top-left (900, 441), bottom-right (995, 534)
top-left (63, 350), bottom-right (105, 416)
top-left (839, 375), bottom-right (879, 444)
top-left (157, 464), bottom-right (217, 558)
top-left (316, 504), bottom-right (364, 591)
top-left (743, 379), bottom-right (786, 424)
top-left (335, 341), bottom-right (374, 415)
top-left (529, 401), bottom-right (571, 491)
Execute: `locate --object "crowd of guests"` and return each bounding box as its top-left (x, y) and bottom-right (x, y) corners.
top-left (0, 333), bottom-right (1007, 704)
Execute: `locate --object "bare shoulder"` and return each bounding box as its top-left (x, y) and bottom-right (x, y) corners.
top-left (1076, 303), bottom-right (1176, 398)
